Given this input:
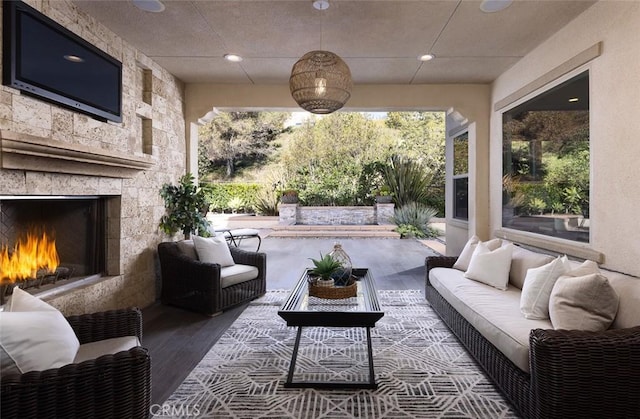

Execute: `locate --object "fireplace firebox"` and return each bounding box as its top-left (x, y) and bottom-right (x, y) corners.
top-left (0, 196), bottom-right (107, 294)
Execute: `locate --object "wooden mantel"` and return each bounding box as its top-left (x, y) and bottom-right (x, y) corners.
top-left (0, 130), bottom-right (154, 178)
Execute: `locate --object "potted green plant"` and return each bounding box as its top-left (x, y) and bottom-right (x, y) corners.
top-left (159, 173), bottom-right (209, 239)
top-left (374, 185), bottom-right (393, 203)
top-left (308, 253), bottom-right (343, 286)
top-left (280, 189), bottom-right (299, 204)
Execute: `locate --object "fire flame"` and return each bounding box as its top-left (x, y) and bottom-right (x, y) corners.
top-left (0, 230), bottom-right (60, 283)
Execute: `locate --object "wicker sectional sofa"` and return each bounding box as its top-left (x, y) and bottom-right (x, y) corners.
top-left (425, 246), bottom-right (640, 419)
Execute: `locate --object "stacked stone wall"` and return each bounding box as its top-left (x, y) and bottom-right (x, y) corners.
top-left (0, 0), bottom-right (186, 314)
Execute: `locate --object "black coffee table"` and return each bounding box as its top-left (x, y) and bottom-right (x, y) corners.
top-left (278, 268), bottom-right (384, 389)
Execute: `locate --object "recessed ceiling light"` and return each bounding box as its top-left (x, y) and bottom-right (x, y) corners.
top-left (64, 54), bottom-right (84, 63)
top-left (568, 97), bottom-right (579, 103)
top-left (224, 54), bottom-right (243, 63)
top-left (480, 0), bottom-right (513, 13)
top-left (132, 0), bottom-right (165, 13)
top-left (419, 53), bottom-right (435, 62)
top-left (313, 0), bottom-right (330, 11)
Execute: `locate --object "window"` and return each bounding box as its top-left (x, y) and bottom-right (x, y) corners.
top-left (453, 131), bottom-right (468, 220)
top-left (502, 71), bottom-right (589, 242)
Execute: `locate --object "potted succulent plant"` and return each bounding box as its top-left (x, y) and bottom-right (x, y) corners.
top-left (280, 189), bottom-right (299, 204)
top-left (308, 253), bottom-right (343, 286)
top-left (374, 185), bottom-right (393, 203)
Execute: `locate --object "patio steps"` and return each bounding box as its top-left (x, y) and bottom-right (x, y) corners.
top-left (267, 224), bottom-right (400, 239)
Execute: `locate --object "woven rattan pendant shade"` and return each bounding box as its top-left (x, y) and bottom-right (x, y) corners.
top-left (289, 50), bottom-right (352, 114)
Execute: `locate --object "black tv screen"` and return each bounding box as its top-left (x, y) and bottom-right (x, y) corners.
top-left (3, 0), bottom-right (122, 123)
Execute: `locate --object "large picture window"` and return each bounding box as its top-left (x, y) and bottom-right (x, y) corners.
top-left (502, 71), bottom-right (589, 242)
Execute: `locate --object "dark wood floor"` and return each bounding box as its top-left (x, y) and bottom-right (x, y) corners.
top-left (143, 237), bottom-right (437, 405)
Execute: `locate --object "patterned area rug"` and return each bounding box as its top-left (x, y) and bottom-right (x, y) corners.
top-left (156, 290), bottom-right (518, 418)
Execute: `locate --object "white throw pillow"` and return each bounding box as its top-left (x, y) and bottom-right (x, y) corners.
top-left (520, 256), bottom-right (571, 319)
top-left (464, 242), bottom-right (513, 290)
top-left (192, 235), bottom-right (235, 267)
top-left (0, 288), bottom-right (80, 374)
top-left (453, 235), bottom-right (502, 271)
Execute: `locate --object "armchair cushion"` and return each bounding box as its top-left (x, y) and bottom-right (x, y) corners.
top-left (73, 335), bottom-right (141, 363)
top-left (193, 235), bottom-right (235, 267)
top-left (221, 264), bottom-right (259, 288)
top-left (0, 288), bottom-right (80, 374)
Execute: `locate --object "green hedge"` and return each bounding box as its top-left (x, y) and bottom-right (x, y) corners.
top-left (201, 183), bottom-right (261, 213)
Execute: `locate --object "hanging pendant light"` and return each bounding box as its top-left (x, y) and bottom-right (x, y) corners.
top-left (289, 50), bottom-right (352, 114)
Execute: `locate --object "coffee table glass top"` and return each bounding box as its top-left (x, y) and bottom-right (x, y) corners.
top-left (278, 268), bottom-right (383, 328)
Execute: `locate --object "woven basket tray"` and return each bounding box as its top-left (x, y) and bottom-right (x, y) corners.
top-left (309, 281), bottom-right (357, 299)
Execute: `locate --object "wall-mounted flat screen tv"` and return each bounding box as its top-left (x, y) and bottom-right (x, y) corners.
top-left (3, 0), bottom-right (122, 123)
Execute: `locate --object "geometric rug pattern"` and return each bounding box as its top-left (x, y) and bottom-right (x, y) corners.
top-left (155, 290), bottom-right (518, 418)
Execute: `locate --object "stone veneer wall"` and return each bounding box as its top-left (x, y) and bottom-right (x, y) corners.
top-left (0, 0), bottom-right (186, 315)
top-left (279, 204), bottom-right (395, 225)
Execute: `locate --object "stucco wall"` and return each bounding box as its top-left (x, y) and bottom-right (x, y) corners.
top-left (0, 0), bottom-right (187, 314)
top-left (490, 1), bottom-right (640, 276)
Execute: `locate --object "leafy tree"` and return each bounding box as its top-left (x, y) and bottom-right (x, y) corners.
top-left (281, 113), bottom-right (395, 205)
top-left (199, 111), bottom-right (290, 179)
top-left (385, 112), bottom-right (445, 213)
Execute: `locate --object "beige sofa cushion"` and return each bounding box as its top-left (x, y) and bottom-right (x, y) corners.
top-left (221, 264), bottom-right (259, 288)
top-left (453, 235), bottom-right (501, 271)
top-left (605, 270), bottom-right (640, 329)
top-left (520, 256), bottom-right (571, 319)
top-left (549, 273), bottom-right (619, 331)
top-left (430, 267), bottom-right (551, 372)
top-left (464, 242), bottom-right (513, 290)
top-left (509, 245), bottom-right (554, 290)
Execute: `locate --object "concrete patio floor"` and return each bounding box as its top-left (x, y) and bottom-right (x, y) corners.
top-left (208, 213), bottom-right (446, 290)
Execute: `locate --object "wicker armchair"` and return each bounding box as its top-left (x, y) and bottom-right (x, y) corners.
top-left (1, 308), bottom-right (151, 419)
top-left (425, 256), bottom-right (640, 419)
top-left (158, 241), bottom-right (267, 316)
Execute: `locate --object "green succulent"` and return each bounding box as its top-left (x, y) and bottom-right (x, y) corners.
top-left (309, 253), bottom-right (343, 280)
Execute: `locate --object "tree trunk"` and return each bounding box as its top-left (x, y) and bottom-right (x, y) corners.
top-left (226, 158), bottom-right (234, 177)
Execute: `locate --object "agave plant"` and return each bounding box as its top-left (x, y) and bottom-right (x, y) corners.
top-left (308, 253), bottom-right (343, 280)
top-left (391, 201), bottom-right (439, 238)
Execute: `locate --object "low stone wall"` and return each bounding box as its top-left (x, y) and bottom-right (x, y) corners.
top-left (279, 203), bottom-right (395, 225)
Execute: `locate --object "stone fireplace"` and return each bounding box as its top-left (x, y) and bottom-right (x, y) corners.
top-left (0, 129), bottom-right (158, 314)
top-left (0, 0), bottom-right (188, 315)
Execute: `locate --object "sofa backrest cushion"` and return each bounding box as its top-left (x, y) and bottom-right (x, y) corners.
top-left (464, 242), bottom-right (513, 290)
top-left (453, 235), bottom-right (501, 271)
top-left (509, 245), bottom-right (554, 290)
top-left (549, 273), bottom-right (619, 332)
top-left (520, 256), bottom-right (571, 319)
top-left (604, 270), bottom-right (640, 329)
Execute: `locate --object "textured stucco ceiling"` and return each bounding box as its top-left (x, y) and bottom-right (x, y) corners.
top-left (73, 0), bottom-right (595, 85)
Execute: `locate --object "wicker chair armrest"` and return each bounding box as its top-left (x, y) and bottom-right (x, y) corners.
top-left (166, 253), bottom-right (223, 291)
top-left (425, 256), bottom-right (458, 288)
top-left (66, 307), bottom-right (143, 344)
top-left (529, 326), bottom-right (640, 418)
top-left (1, 347), bottom-right (151, 419)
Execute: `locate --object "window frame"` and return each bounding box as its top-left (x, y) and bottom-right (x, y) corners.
top-left (500, 67), bottom-right (591, 244)
top-left (452, 129), bottom-right (469, 221)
